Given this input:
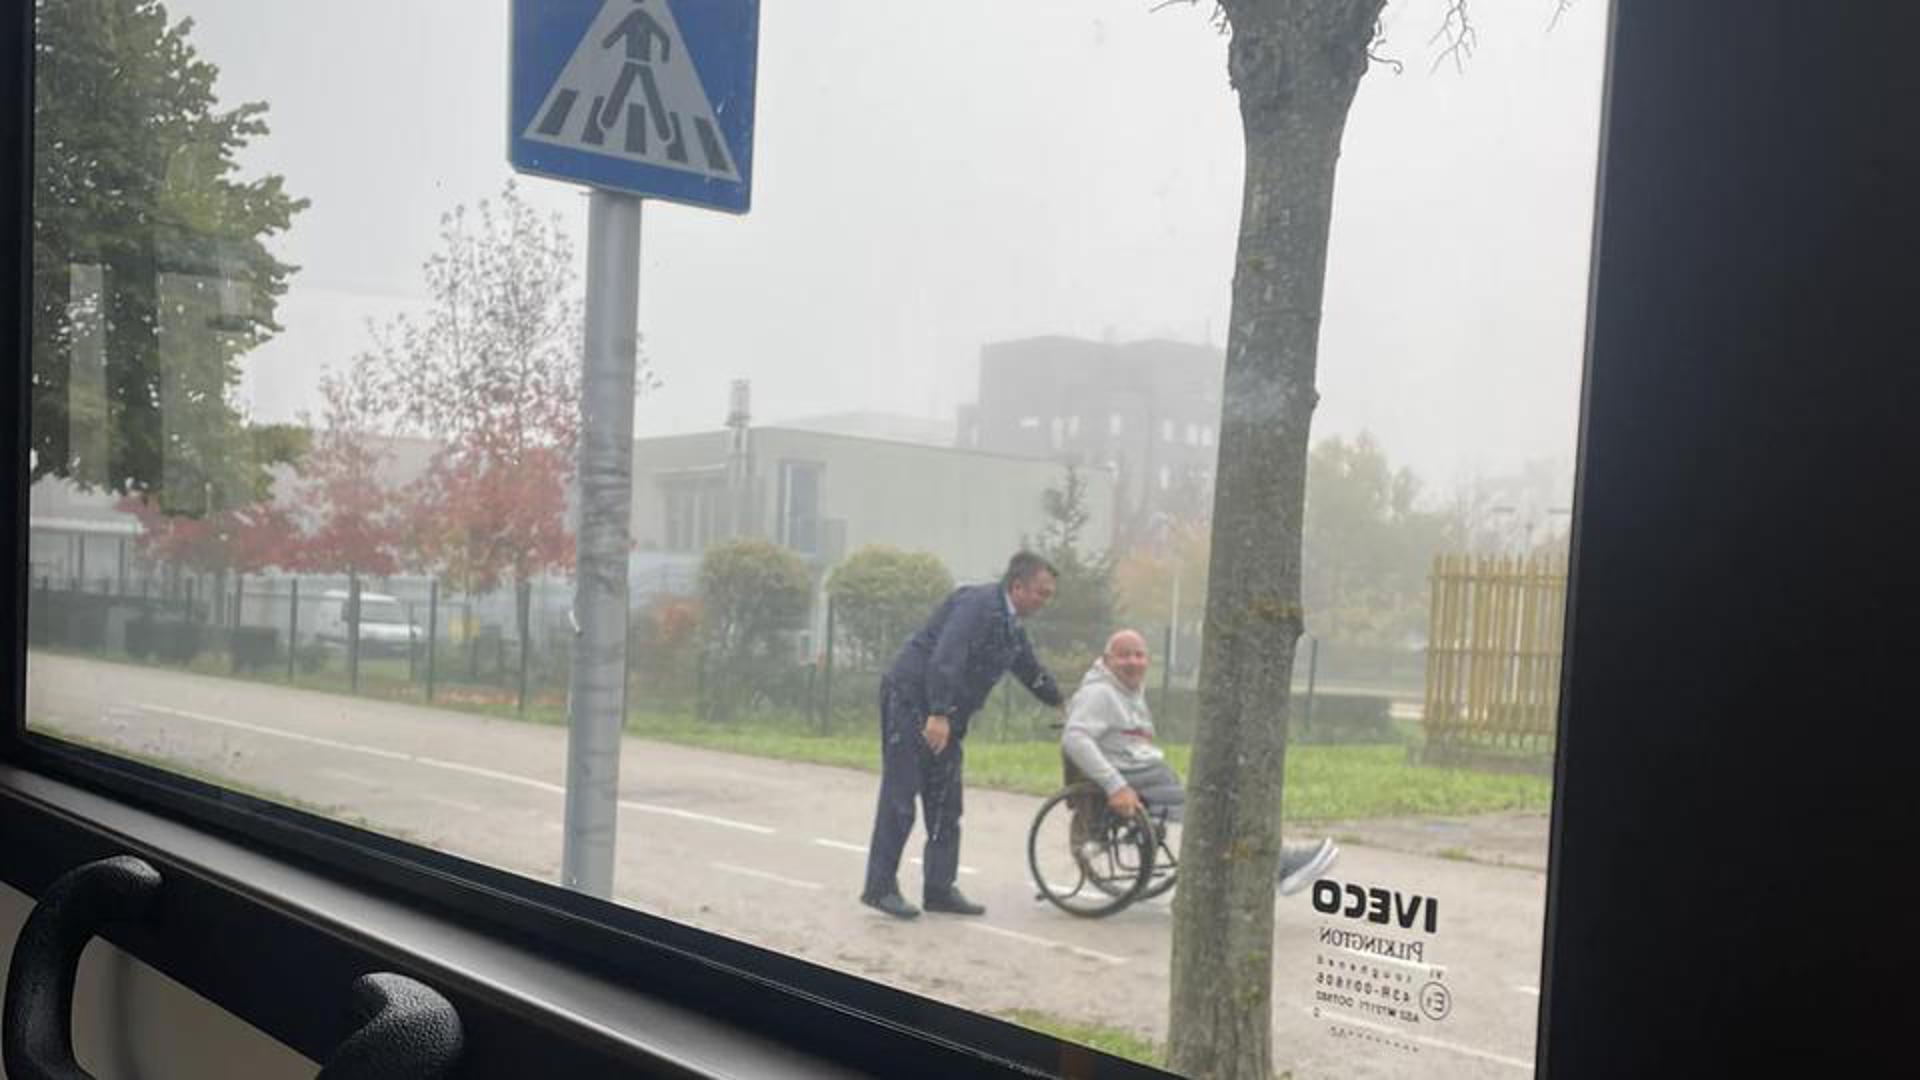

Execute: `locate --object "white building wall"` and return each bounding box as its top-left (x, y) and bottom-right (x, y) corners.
top-left (751, 428), bottom-right (1115, 583)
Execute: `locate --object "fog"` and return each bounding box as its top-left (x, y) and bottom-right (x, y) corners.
top-left (168, 0), bottom-right (1605, 493)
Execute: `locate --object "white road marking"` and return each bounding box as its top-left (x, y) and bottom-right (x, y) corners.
top-left (962, 923), bottom-right (1128, 966)
top-left (1029, 881), bottom-right (1172, 912)
top-left (140, 704), bottom-right (775, 835)
top-left (1514, 984), bottom-right (1541, 996)
top-left (1309, 1008), bottom-right (1531, 1071)
top-left (911, 856), bottom-right (980, 877)
top-left (814, 838), bottom-right (977, 875)
top-left (710, 862), bottom-right (825, 891)
top-left (316, 768), bottom-right (384, 788)
top-left (618, 799), bottom-right (774, 835)
top-left (143, 704), bottom-right (564, 791)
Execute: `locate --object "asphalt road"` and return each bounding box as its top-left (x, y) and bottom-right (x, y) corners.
top-left (26, 652), bottom-right (1548, 1078)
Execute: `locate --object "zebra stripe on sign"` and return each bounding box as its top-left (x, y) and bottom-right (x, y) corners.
top-left (523, 0), bottom-right (737, 181)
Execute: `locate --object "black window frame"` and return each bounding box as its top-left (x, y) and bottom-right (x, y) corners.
top-left (7, 1), bottom-right (1916, 1076)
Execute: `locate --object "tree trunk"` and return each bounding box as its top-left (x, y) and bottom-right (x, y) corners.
top-left (1166, 3), bottom-right (1382, 1078)
top-left (29, 255), bottom-right (72, 485)
top-left (106, 248), bottom-right (162, 500)
top-left (515, 576), bottom-right (532, 716)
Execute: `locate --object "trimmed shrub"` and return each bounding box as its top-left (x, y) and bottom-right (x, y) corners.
top-left (229, 626), bottom-right (280, 673)
top-left (1294, 693), bottom-right (1396, 745)
top-left (129, 616), bottom-right (203, 665)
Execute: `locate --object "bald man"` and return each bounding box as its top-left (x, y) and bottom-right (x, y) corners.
top-left (1060, 629), bottom-right (1339, 897)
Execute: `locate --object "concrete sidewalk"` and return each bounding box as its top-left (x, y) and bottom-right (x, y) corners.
top-left (1327, 809), bottom-right (1550, 871)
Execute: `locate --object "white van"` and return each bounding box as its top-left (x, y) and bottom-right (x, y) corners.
top-left (311, 590), bottom-right (420, 658)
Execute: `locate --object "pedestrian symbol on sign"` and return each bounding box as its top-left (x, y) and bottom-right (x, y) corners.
top-left (523, 0), bottom-right (738, 182)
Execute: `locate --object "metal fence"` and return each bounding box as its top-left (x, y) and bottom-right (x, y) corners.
top-left (26, 559), bottom-right (701, 713)
top-left (29, 561), bottom-right (1427, 748)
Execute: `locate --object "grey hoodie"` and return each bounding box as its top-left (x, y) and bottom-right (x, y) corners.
top-left (1061, 658), bottom-right (1166, 795)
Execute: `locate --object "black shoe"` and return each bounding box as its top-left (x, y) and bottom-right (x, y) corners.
top-left (923, 887), bottom-right (986, 916)
top-left (861, 891), bottom-right (920, 919)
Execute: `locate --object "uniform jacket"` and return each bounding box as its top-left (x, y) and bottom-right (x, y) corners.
top-left (885, 582), bottom-right (1062, 734)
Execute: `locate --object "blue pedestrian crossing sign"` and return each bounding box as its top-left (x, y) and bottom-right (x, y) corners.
top-left (510, 0), bottom-right (758, 213)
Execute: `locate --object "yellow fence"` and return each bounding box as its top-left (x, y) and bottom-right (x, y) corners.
top-left (1424, 553), bottom-right (1568, 749)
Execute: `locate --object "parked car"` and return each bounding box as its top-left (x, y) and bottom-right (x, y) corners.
top-left (312, 590), bottom-right (420, 658)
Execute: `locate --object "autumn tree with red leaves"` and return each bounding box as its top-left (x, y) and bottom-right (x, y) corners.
top-left (119, 495), bottom-right (302, 578)
top-left (295, 353), bottom-right (404, 579)
top-left (118, 492), bottom-right (301, 630)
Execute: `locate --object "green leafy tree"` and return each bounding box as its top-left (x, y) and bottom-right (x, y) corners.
top-left (697, 539), bottom-right (810, 720)
top-left (29, 0), bottom-right (307, 509)
top-left (1302, 432), bottom-right (1451, 647)
top-left (1114, 515), bottom-right (1211, 660)
top-left (826, 546), bottom-right (953, 667)
top-left (1027, 466), bottom-right (1119, 677)
top-left (1114, 435), bottom-right (1447, 651)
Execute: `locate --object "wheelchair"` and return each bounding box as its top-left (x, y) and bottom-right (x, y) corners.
top-left (1027, 761), bottom-right (1179, 918)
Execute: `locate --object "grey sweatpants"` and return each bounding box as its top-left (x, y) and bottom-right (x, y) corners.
top-left (1121, 760), bottom-right (1185, 823)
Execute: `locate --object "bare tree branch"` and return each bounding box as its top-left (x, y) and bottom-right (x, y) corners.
top-left (1160, 0), bottom-right (1574, 77)
top-left (1150, 0), bottom-right (1228, 33)
top-left (1429, 0), bottom-right (1478, 73)
top-left (1369, 16), bottom-right (1406, 75)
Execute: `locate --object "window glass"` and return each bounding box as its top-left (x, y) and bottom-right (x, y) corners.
top-left (21, 1), bottom-right (1604, 1074)
top-left (780, 461), bottom-right (821, 556)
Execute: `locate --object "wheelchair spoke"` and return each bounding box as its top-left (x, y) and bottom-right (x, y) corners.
top-left (1027, 783), bottom-right (1162, 918)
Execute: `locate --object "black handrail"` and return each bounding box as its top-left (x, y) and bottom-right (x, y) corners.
top-left (317, 972), bottom-right (464, 1080)
top-left (4, 855), bottom-right (460, 1078)
top-left (2, 855), bottom-right (162, 1080)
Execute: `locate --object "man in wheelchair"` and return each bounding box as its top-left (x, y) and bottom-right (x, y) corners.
top-left (1060, 629), bottom-right (1340, 897)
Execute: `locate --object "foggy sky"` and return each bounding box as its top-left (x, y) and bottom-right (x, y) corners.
top-left (163, 0), bottom-right (1606, 494)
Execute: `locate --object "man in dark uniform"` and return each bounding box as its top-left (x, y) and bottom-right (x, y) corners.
top-left (860, 551), bottom-right (1064, 919)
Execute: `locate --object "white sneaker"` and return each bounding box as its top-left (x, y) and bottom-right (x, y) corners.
top-left (1277, 837), bottom-right (1339, 896)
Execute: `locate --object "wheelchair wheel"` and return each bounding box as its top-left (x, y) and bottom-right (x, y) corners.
top-left (1095, 814), bottom-right (1176, 903)
top-left (1027, 782), bottom-right (1156, 918)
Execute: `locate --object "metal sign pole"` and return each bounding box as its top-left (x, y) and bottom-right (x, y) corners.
top-left (562, 189), bottom-right (642, 898)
